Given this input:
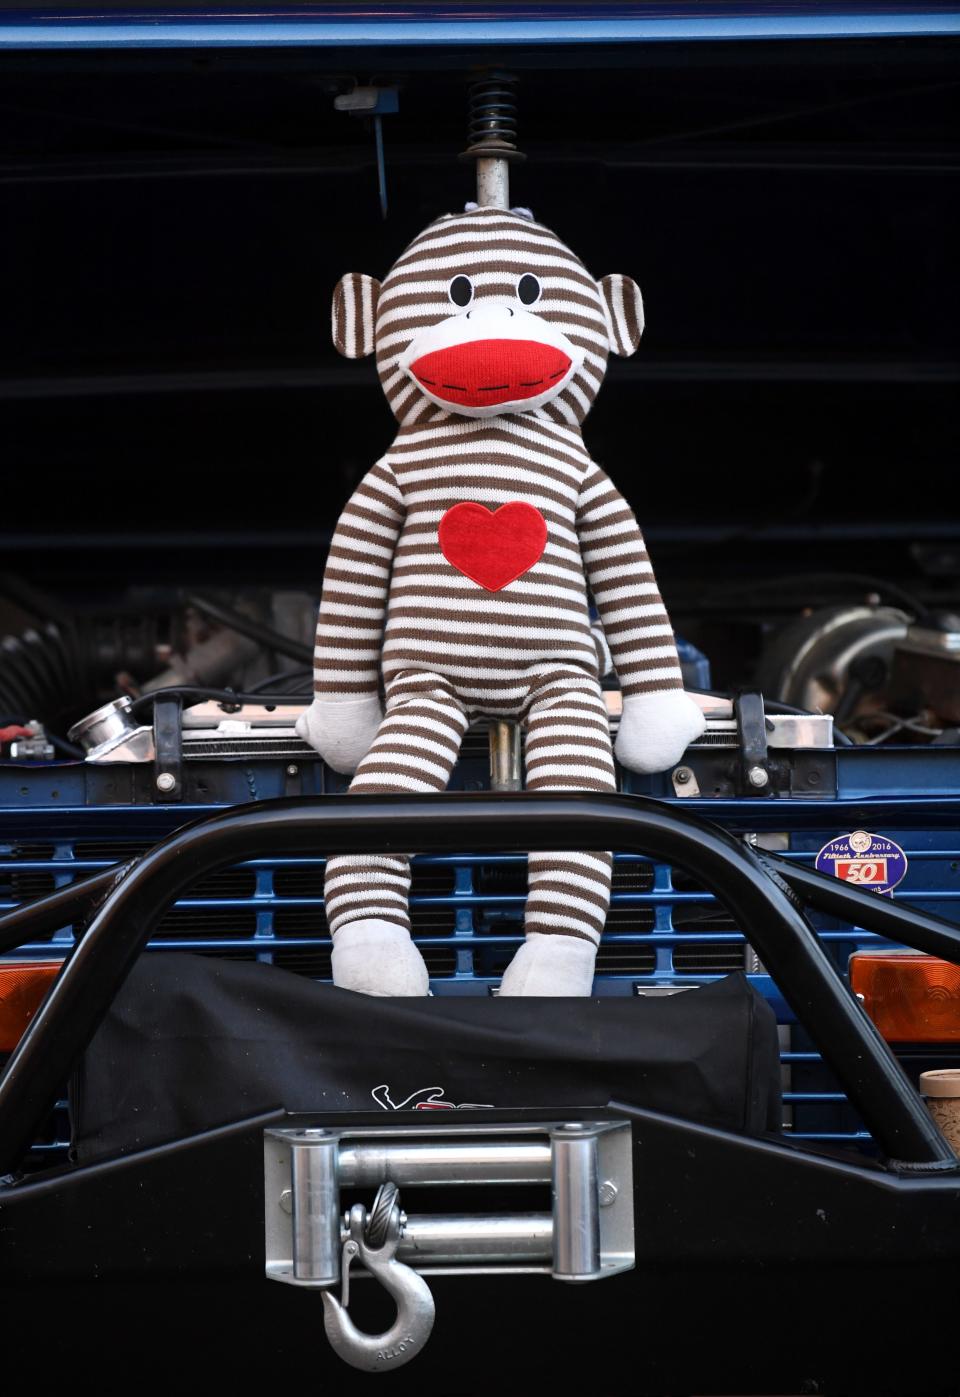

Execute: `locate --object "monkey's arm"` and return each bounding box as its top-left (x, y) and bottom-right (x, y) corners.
top-left (577, 463), bottom-right (705, 773)
top-left (296, 460), bottom-right (405, 773)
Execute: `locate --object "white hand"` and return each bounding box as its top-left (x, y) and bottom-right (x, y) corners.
top-left (614, 691), bottom-right (706, 775)
top-left (295, 695), bottom-right (383, 775)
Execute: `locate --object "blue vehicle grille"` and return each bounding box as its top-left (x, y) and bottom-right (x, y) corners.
top-left (4, 744), bottom-right (960, 1162)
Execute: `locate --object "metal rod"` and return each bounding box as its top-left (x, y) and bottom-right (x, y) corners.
top-left (398, 1212), bottom-right (552, 1266)
top-left (770, 857), bottom-right (960, 963)
top-left (0, 792), bottom-right (954, 1173)
top-left (339, 1140), bottom-right (551, 1187)
top-left (290, 1130), bottom-right (340, 1285)
top-left (0, 864), bottom-right (130, 956)
top-left (551, 1125), bottom-right (601, 1280)
top-left (488, 720), bottom-right (522, 792)
top-left (476, 155), bottom-right (509, 209)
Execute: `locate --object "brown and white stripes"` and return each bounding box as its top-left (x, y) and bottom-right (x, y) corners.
top-left (320, 206), bottom-right (683, 961)
top-left (324, 674), bottom-right (616, 948)
top-left (315, 413), bottom-right (683, 707)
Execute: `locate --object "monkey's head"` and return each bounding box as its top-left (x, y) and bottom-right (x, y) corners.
top-left (332, 207), bottom-right (643, 428)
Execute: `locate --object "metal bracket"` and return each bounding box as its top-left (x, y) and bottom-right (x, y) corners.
top-left (734, 689), bottom-right (771, 795)
top-left (333, 85), bottom-right (399, 219)
top-left (264, 1120), bottom-right (634, 1368)
top-left (153, 692), bottom-right (183, 802)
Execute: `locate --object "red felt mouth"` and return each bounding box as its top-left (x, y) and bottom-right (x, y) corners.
top-left (409, 338), bottom-right (572, 408)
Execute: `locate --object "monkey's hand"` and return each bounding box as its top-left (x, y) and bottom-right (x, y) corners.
top-left (296, 696), bottom-right (383, 775)
top-left (614, 691), bottom-right (706, 775)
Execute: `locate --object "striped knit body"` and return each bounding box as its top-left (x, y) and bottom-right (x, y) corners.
top-left (304, 208), bottom-right (706, 996)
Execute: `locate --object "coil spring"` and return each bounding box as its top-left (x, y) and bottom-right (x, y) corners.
top-left (463, 72), bottom-right (520, 157)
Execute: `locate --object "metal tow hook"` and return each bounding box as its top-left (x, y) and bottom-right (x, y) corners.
top-left (321, 1183), bottom-right (436, 1372)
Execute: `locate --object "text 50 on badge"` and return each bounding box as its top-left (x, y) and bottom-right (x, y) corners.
top-left (815, 830), bottom-right (908, 896)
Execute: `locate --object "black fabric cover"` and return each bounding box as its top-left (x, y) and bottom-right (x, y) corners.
top-left (71, 954), bottom-right (781, 1163)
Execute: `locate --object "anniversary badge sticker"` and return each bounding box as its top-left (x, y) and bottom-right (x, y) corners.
top-left (815, 829), bottom-right (909, 896)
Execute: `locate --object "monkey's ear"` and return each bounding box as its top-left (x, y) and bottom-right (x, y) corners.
top-left (598, 274), bottom-right (644, 357)
top-left (331, 273), bottom-right (381, 358)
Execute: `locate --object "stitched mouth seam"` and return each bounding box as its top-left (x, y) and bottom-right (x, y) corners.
top-left (416, 367), bottom-right (567, 394)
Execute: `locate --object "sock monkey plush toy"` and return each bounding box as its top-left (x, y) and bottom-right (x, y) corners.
top-left (297, 205), bottom-right (706, 996)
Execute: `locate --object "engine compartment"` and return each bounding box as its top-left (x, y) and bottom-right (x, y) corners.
top-left (1, 34), bottom-right (957, 750)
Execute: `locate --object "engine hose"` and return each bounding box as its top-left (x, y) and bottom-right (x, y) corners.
top-left (0, 577), bottom-right (88, 715)
top-left (0, 620), bottom-right (98, 731)
top-left (255, 668), bottom-right (313, 691)
top-left (2, 632), bottom-right (54, 713)
top-left (0, 643), bottom-right (34, 712)
top-left (0, 635), bottom-right (56, 715)
top-left (16, 630), bottom-right (58, 698)
top-left (184, 593), bottom-right (313, 665)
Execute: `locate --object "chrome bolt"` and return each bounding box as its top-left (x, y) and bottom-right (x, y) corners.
top-left (747, 765), bottom-right (769, 789)
top-left (674, 767), bottom-right (691, 785)
top-left (155, 772), bottom-right (176, 793)
top-left (599, 1180), bottom-right (618, 1207)
top-left (286, 764), bottom-right (299, 776)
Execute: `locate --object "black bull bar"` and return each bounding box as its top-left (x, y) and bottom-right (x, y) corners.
top-left (0, 791), bottom-right (959, 1176)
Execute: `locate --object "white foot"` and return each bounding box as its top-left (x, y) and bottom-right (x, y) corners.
top-left (498, 933), bottom-right (597, 997)
top-left (331, 919), bottom-right (430, 997)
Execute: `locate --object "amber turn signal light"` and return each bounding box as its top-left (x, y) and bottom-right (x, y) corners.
top-left (0, 961), bottom-right (62, 1053)
top-left (850, 952), bottom-right (960, 1043)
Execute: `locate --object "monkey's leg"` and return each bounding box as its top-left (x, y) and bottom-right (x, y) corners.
top-left (499, 676), bottom-right (616, 997)
top-left (324, 681), bottom-right (468, 996)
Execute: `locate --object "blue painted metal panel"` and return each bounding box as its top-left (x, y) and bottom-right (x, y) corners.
top-left (1, 3), bottom-right (959, 50)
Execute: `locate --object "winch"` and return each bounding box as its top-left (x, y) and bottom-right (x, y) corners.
top-left (264, 1119), bottom-right (634, 1371)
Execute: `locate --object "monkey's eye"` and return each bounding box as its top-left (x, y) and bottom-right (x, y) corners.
top-left (517, 274), bottom-right (542, 306)
top-left (449, 275), bottom-right (474, 308)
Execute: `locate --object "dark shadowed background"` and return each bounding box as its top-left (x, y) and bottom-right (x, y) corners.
top-left (1, 31), bottom-right (957, 694)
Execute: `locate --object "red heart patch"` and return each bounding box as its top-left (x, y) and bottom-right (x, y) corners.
top-left (438, 502), bottom-right (548, 592)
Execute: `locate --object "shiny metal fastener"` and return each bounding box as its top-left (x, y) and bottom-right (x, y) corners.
top-left (322, 1196), bottom-right (436, 1373)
